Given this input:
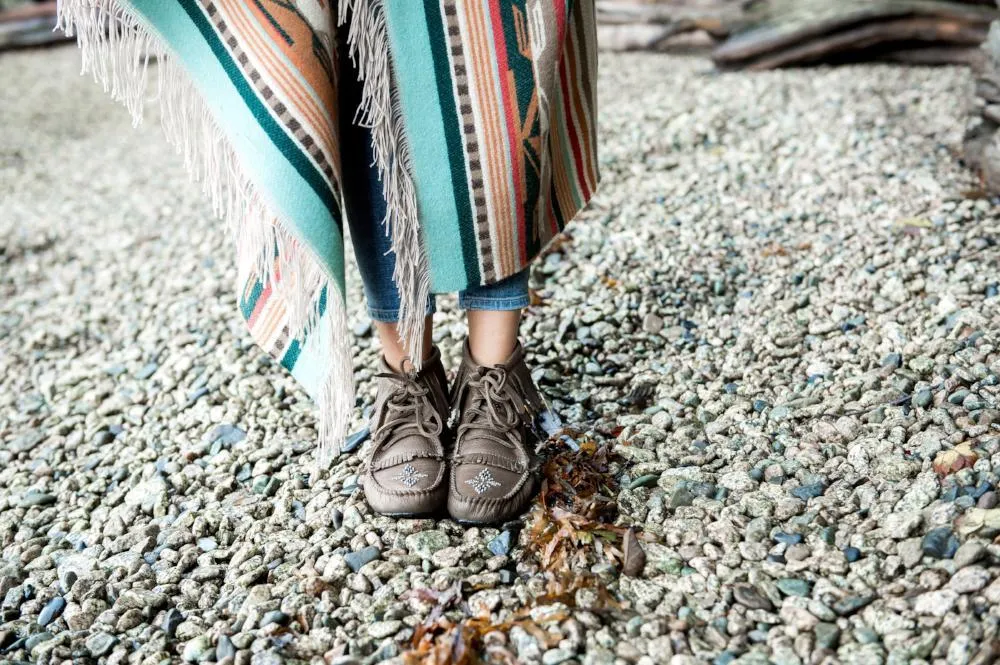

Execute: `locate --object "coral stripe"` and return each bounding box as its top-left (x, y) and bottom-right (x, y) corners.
top-left (488, 2), bottom-right (527, 274)
top-left (467, 0), bottom-right (513, 274)
top-left (558, 53), bottom-right (590, 202)
top-left (247, 282), bottom-right (272, 327)
top-left (566, 12), bottom-right (598, 193)
top-left (220, 0), bottom-right (338, 169)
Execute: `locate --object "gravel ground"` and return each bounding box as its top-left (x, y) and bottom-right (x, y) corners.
top-left (3, 45), bottom-right (1000, 665)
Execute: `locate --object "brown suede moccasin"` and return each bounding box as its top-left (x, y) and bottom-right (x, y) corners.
top-left (447, 340), bottom-right (544, 525)
top-left (361, 346), bottom-right (450, 517)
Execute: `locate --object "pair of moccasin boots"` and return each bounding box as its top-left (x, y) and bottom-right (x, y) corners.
top-left (361, 340), bottom-right (544, 524)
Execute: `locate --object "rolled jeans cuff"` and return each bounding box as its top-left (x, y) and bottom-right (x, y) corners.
top-left (366, 295), bottom-right (437, 324)
top-left (458, 293), bottom-right (530, 311)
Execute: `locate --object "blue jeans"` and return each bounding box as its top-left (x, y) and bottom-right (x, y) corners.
top-left (338, 47), bottom-right (529, 323)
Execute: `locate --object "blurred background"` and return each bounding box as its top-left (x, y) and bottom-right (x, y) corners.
top-left (6, 0), bottom-right (1000, 189)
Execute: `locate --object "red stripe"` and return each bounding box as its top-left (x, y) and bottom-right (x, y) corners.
top-left (247, 282), bottom-right (273, 328)
top-left (559, 54), bottom-right (591, 202)
top-left (488, 2), bottom-right (528, 264)
top-left (553, 0), bottom-right (566, 53)
top-left (564, 18), bottom-right (598, 194)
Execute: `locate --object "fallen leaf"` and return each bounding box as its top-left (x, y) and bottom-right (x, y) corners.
top-left (622, 527), bottom-right (646, 576)
top-left (893, 217), bottom-right (934, 235)
top-left (956, 508), bottom-right (1000, 537)
top-left (933, 443), bottom-right (978, 477)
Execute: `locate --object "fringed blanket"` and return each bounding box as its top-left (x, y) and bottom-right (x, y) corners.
top-left (57, 0), bottom-right (599, 462)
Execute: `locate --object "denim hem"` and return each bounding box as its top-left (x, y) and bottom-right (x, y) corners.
top-left (458, 294), bottom-right (531, 311)
top-left (367, 301), bottom-right (437, 323)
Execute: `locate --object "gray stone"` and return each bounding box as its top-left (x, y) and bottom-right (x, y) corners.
top-left (914, 589), bottom-right (958, 616)
top-left (344, 546), bottom-right (380, 572)
top-left (37, 596), bottom-right (65, 626)
top-left (733, 585), bottom-right (773, 611)
top-left (19, 491), bottom-right (56, 508)
top-left (368, 620), bottom-right (402, 639)
top-left (542, 648), bottom-right (575, 665)
top-left (776, 578), bottom-right (811, 597)
top-left (405, 531), bottom-right (450, 558)
top-left (949, 567), bottom-right (990, 594)
top-left (216, 635), bottom-right (236, 662)
top-left (953, 542), bottom-right (986, 568)
top-left (922, 528), bottom-right (959, 559)
top-left (85, 632), bottom-right (117, 657)
top-left (488, 531), bottom-right (512, 557)
top-left (182, 635), bottom-right (215, 662)
top-left (162, 608), bottom-right (184, 637)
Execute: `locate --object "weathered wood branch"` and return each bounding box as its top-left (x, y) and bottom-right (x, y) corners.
top-left (713, 0), bottom-right (997, 67)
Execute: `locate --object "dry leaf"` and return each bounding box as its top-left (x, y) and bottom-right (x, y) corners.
top-left (622, 527), bottom-right (646, 577)
top-left (893, 217), bottom-right (934, 235)
top-left (933, 443), bottom-right (978, 477)
top-left (956, 508), bottom-right (1000, 537)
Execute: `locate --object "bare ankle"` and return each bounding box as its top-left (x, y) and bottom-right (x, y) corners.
top-left (467, 309), bottom-right (521, 365)
top-left (375, 316), bottom-right (434, 373)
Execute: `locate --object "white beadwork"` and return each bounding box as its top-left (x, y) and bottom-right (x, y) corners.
top-left (392, 464), bottom-right (427, 488)
top-left (465, 468), bottom-right (502, 495)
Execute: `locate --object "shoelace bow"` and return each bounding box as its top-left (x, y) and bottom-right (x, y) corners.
top-left (458, 367), bottom-right (533, 449)
top-left (372, 371), bottom-right (443, 452)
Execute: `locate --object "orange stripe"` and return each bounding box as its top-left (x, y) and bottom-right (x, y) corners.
top-left (561, 26), bottom-right (594, 200)
top-left (549, 94), bottom-right (576, 219)
top-left (257, 293), bottom-right (287, 343)
top-left (225, 0), bottom-right (336, 150)
top-left (247, 282), bottom-right (272, 327)
top-left (566, 12), bottom-right (598, 193)
top-left (236, 0), bottom-right (339, 153)
top-left (465, 0), bottom-right (515, 274)
top-left (481, 1), bottom-right (519, 275)
top-left (463, 1), bottom-right (502, 272)
top-left (219, 0), bottom-right (338, 166)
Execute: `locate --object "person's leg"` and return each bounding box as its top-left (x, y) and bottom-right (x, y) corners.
top-left (374, 317), bottom-right (434, 374)
top-left (338, 38), bottom-right (446, 516)
top-left (337, 41), bottom-right (433, 373)
top-left (459, 269), bottom-right (530, 365)
top-left (448, 268), bottom-right (540, 524)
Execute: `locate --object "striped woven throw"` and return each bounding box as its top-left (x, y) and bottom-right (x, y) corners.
top-left (57, 0), bottom-right (599, 462)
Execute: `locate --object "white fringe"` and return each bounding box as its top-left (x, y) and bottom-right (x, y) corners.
top-left (336, 0), bottom-right (432, 369)
top-left (56, 0), bottom-right (354, 465)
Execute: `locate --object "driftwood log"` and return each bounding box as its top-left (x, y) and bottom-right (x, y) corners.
top-left (0, 1), bottom-right (64, 51)
top-left (965, 22), bottom-right (1000, 193)
top-left (598, 0), bottom-right (998, 68)
top-left (596, 0), bottom-right (752, 52)
top-left (713, 0), bottom-right (997, 68)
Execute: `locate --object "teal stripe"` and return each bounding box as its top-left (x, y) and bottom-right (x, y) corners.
top-left (130, 0), bottom-right (346, 296)
top-left (383, 3), bottom-right (467, 292)
top-left (174, 0), bottom-right (342, 231)
top-left (280, 339), bottom-right (302, 371)
top-left (251, 0), bottom-right (293, 46)
top-left (423, 2), bottom-right (479, 286)
top-left (240, 280), bottom-right (264, 318)
top-left (501, 0), bottom-right (541, 258)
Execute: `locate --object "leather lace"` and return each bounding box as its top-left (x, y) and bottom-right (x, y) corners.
top-left (456, 367), bottom-right (533, 450)
top-left (372, 371), bottom-right (443, 453)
